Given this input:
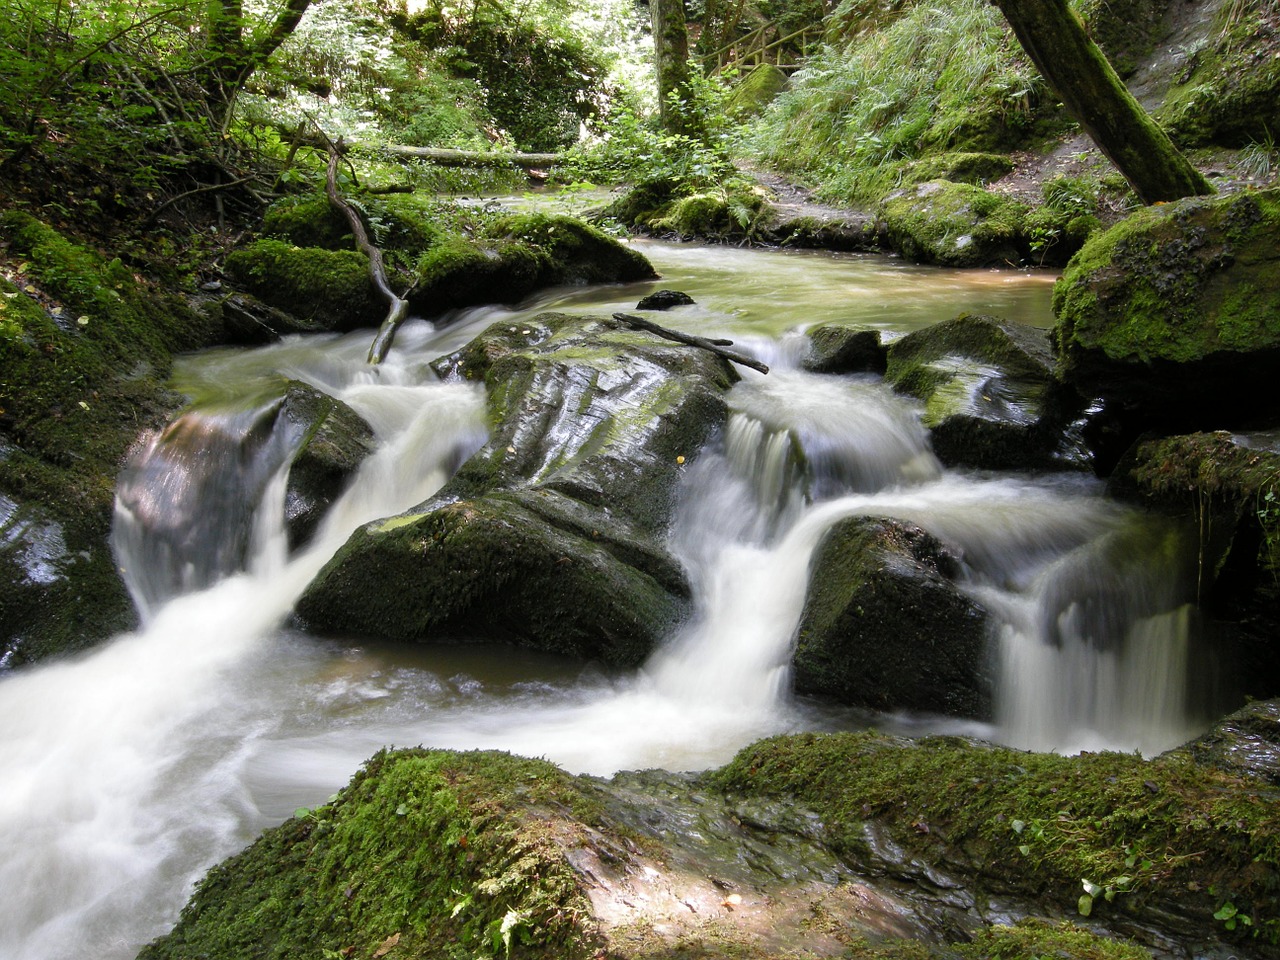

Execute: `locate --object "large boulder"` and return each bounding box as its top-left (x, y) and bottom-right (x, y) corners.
top-left (294, 312), bottom-right (736, 664)
top-left (800, 323), bottom-right (887, 375)
top-left (1053, 188), bottom-right (1280, 430)
top-left (794, 516), bottom-right (992, 718)
top-left (1180, 698), bottom-right (1280, 786)
top-left (885, 314), bottom-right (1088, 471)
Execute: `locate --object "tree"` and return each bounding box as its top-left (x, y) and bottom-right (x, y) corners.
top-left (650, 0), bottom-right (692, 134)
top-left (202, 0), bottom-right (318, 121)
top-left (990, 0), bottom-right (1213, 205)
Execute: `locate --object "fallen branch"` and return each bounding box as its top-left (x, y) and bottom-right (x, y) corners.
top-left (321, 134), bottom-right (410, 365)
top-left (611, 313), bottom-right (769, 375)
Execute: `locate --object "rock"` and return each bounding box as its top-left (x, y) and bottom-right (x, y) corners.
top-left (636, 289), bottom-right (695, 311)
top-left (295, 312), bottom-right (735, 664)
top-left (1110, 430), bottom-right (1280, 698)
top-left (879, 181), bottom-right (1029, 267)
top-left (278, 382), bottom-right (376, 552)
top-left (901, 151), bottom-right (1015, 187)
top-left (224, 240), bottom-right (382, 331)
top-left (1180, 699), bottom-right (1280, 786)
top-left (724, 64), bottom-right (790, 120)
top-left (801, 323), bottom-right (887, 375)
top-left (885, 314), bottom-right (1087, 471)
top-left (1053, 188), bottom-right (1280, 430)
top-left (217, 292), bottom-right (332, 345)
top-left (794, 516), bottom-right (992, 718)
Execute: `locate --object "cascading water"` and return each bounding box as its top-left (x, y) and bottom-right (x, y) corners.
top-left (0, 241), bottom-right (1225, 960)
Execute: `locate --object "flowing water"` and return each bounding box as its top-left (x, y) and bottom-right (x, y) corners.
top-left (0, 241), bottom-right (1226, 960)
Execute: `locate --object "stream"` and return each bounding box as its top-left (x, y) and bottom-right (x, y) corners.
top-left (0, 240), bottom-right (1228, 960)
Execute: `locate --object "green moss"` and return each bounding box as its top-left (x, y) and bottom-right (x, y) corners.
top-left (139, 749), bottom-right (606, 960)
top-left (724, 64), bottom-right (790, 120)
top-left (957, 918), bottom-right (1153, 960)
top-left (261, 193), bottom-right (351, 249)
top-left (880, 181), bottom-right (1030, 266)
top-left (706, 732), bottom-right (1280, 941)
top-left (0, 213), bottom-right (221, 663)
top-left (1054, 188), bottom-right (1280, 367)
top-left (902, 151), bottom-right (1014, 187)
top-left (1158, 0), bottom-right (1280, 147)
top-left (225, 239), bottom-right (382, 330)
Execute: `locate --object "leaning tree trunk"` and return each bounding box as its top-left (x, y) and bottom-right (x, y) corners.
top-left (991, 0), bottom-right (1213, 205)
top-left (651, 0), bottom-right (693, 135)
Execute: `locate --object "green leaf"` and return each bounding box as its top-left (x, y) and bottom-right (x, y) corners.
top-left (1078, 893), bottom-right (1094, 917)
top-left (1011, 819), bottom-right (1026, 834)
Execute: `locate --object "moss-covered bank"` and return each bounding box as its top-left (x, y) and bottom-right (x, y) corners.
top-left (143, 725), bottom-right (1280, 959)
top-left (0, 213), bottom-right (223, 664)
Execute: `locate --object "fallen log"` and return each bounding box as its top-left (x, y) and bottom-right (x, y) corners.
top-left (377, 144), bottom-right (560, 168)
top-left (611, 313), bottom-right (769, 375)
top-left (321, 135), bottom-right (410, 365)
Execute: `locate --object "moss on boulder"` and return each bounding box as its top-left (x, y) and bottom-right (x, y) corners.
top-left (901, 151), bottom-right (1015, 187)
top-left (0, 213), bottom-right (222, 665)
top-left (1053, 188), bottom-right (1280, 428)
top-left (879, 181), bottom-right (1029, 267)
top-left (885, 314), bottom-right (1087, 471)
top-left (225, 240), bottom-right (382, 331)
top-left (295, 312), bottom-right (734, 664)
top-left (801, 323), bottom-right (887, 375)
top-left (709, 729), bottom-right (1280, 954)
top-left (724, 64), bottom-right (790, 120)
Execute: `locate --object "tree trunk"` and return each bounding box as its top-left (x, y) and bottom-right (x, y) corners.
top-left (991, 0), bottom-right (1213, 205)
top-left (203, 0), bottom-right (314, 120)
top-left (651, 0), bottom-right (692, 135)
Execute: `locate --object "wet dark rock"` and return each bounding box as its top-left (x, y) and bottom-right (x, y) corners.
top-left (794, 516), bottom-right (992, 718)
top-left (801, 323), bottom-right (887, 374)
top-left (635, 289), bottom-right (695, 311)
top-left (1054, 187), bottom-right (1280, 431)
top-left (296, 312), bottom-right (735, 663)
top-left (1180, 699), bottom-right (1280, 786)
top-left (1111, 430), bottom-right (1280, 699)
top-left (217, 292), bottom-right (332, 345)
top-left (885, 314), bottom-right (1088, 471)
top-left (278, 382), bottom-right (376, 551)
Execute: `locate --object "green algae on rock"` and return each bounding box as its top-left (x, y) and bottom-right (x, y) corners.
top-left (1053, 187), bottom-right (1280, 428)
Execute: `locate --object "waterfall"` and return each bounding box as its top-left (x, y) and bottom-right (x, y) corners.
top-left (0, 360), bottom-right (488, 960)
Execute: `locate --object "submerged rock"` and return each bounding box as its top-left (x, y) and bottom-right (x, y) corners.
top-left (1053, 187), bottom-right (1280, 430)
top-left (885, 314), bottom-right (1087, 471)
top-left (635, 289), bottom-right (695, 311)
top-left (795, 516), bottom-right (991, 718)
top-left (294, 312), bottom-right (735, 664)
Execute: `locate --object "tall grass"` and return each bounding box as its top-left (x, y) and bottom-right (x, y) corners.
top-left (746, 0), bottom-right (1045, 203)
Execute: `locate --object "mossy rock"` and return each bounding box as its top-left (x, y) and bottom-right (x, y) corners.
top-left (138, 749), bottom-right (607, 960)
top-left (1075, 0), bottom-right (1166, 78)
top-left (901, 152), bottom-right (1015, 188)
top-left (794, 516), bottom-right (992, 718)
top-left (0, 214), bottom-right (221, 664)
top-left (649, 189), bottom-right (770, 241)
top-left (879, 181), bottom-right (1029, 267)
top-left (801, 323), bottom-right (887, 375)
top-left (261, 193), bottom-right (352, 250)
top-left (885, 314), bottom-right (1087, 471)
top-left (296, 313), bottom-right (734, 664)
top-left (279, 381), bottom-right (376, 552)
top-left (225, 239), bottom-right (383, 331)
top-left (1053, 188), bottom-right (1280, 428)
top-left (709, 729), bottom-right (1280, 954)
top-left (1158, 1), bottom-right (1280, 147)
top-left (725, 64), bottom-right (790, 120)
